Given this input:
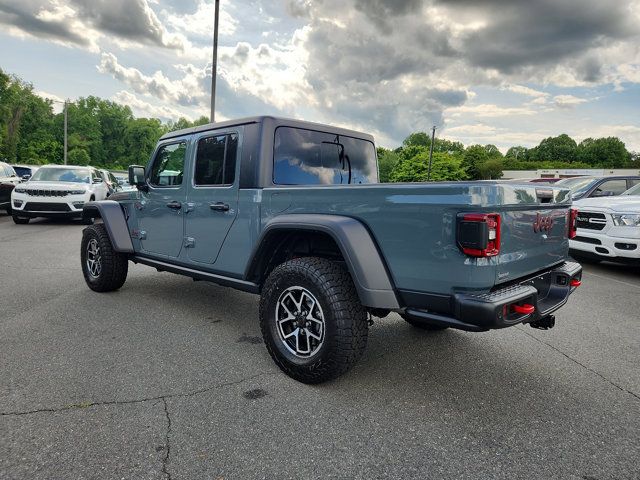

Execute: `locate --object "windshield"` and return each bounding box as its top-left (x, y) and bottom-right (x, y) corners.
top-left (555, 177), bottom-right (593, 189)
top-left (569, 178), bottom-right (600, 198)
top-left (30, 167), bottom-right (90, 183)
top-left (623, 183), bottom-right (640, 196)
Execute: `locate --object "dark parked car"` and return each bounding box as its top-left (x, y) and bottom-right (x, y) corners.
top-left (1, 161), bottom-right (21, 214)
top-left (12, 165), bottom-right (37, 181)
top-left (556, 176), bottom-right (640, 200)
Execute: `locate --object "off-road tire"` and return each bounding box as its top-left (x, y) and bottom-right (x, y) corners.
top-left (12, 215), bottom-right (29, 224)
top-left (260, 257), bottom-right (368, 384)
top-left (81, 223), bottom-right (128, 292)
top-left (401, 314), bottom-right (449, 331)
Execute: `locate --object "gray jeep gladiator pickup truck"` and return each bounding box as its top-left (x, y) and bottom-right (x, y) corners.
top-left (80, 116), bottom-right (582, 383)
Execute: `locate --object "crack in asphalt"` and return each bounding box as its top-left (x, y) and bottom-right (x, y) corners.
top-left (161, 398), bottom-right (172, 480)
top-left (0, 371), bottom-right (277, 417)
top-left (516, 326), bottom-right (640, 401)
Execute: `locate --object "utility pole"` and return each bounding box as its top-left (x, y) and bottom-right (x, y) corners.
top-left (63, 100), bottom-right (68, 165)
top-left (210, 0), bottom-right (220, 123)
top-left (427, 125), bottom-right (436, 181)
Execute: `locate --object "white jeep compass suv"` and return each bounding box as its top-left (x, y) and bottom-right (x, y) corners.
top-left (11, 165), bottom-right (109, 224)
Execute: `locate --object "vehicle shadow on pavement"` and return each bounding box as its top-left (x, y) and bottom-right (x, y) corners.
top-left (115, 270), bottom-right (616, 410)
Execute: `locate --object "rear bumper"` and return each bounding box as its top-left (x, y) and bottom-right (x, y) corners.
top-left (403, 261), bottom-right (582, 332)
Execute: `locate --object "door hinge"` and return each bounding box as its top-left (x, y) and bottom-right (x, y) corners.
top-left (184, 237), bottom-right (196, 248)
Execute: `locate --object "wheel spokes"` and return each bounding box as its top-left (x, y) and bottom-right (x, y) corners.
top-left (275, 286), bottom-right (325, 358)
top-left (86, 239), bottom-right (102, 277)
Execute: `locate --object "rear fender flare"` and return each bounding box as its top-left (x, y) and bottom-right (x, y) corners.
top-left (247, 214), bottom-right (399, 309)
top-left (83, 201), bottom-right (134, 253)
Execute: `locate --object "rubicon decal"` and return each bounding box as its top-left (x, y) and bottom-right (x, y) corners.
top-left (533, 213), bottom-right (554, 233)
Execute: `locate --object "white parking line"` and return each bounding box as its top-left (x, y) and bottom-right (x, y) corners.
top-left (583, 271), bottom-right (640, 290)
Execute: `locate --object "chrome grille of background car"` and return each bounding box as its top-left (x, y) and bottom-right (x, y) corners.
top-left (576, 211), bottom-right (607, 231)
top-left (25, 189), bottom-right (70, 197)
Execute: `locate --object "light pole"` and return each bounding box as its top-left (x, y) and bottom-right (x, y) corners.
top-left (51, 99), bottom-right (69, 164)
top-left (63, 100), bottom-right (68, 165)
top-left (427, 125), bottom-right (437, 181)
top-left (210, 0), bottom-right (220, 123)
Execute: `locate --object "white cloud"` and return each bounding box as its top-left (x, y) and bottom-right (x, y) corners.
top-left (503, 84), bottom-right (549, 98)
top-left (112, 90), bottom-right (189, 120)
top-left (446, 103), bottom-right (537, 118)
top-left (217, 29), bottom-right (313, 112)
top-left (98, 52), bottom-right (209, 108)
top-left (163, 0), bottom-right (237, 38)
top-left (553, 94), bottom-right (590, 108)
top-left (444, 124), bottom-right (499, 136)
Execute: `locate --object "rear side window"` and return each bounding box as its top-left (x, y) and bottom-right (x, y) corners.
top-left (149, 141), bottom-right (187, 187)
top-left (273, 127), bottom-right (377, 185)
top-left (194, 134), bottom-right (238, 186)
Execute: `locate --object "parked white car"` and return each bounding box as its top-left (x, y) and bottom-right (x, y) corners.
top-left (10, 165), bottom-right (109, 224)
top-left (570, 183), bottom-right (640, 264)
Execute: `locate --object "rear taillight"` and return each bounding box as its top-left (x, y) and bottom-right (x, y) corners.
top-left (568, 208), bottom-right (578, 239)
top-left (457, 213), bottom-right (501, 257)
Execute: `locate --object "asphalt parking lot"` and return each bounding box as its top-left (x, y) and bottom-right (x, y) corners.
top-left (1, 213), bottom-right (639, 480)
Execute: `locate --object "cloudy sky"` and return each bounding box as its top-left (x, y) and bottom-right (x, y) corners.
top-left (1, 0), bottom-right (639, 150)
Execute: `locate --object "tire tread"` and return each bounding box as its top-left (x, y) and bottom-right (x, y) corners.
top-left (259, 257), bottom-right (368, 384)
top-left (81, 223), bottom-right (128, 292)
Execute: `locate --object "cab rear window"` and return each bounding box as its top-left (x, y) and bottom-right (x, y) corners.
top-left (273, 127), bottom-right (377, 185)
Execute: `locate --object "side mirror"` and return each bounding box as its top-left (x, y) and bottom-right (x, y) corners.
top-left (21, 175), bottom-right (30, 181)
top-left (93, 177), bottom-right (103, 184)
top-left (128, 165), bottom-right (148, 191)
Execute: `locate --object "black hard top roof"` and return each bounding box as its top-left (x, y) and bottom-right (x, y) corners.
top-left (159, 115), bottom-right (375, 143)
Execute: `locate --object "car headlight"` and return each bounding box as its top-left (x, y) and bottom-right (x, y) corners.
top-left (14, 187), bottom-right (26, 193)
top-left (70, 189), bottom-right (87, 195)
top-left (612, 214), bottom-right (640, 227)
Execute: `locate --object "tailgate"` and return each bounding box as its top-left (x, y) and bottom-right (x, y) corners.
top-left (496, 186), bottom-right (570, 285)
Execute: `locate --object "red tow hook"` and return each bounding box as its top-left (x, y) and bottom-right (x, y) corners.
top-left (512, 304), bottom-right (535, 315)
top-left (570, 279), bottom-right (582, 287)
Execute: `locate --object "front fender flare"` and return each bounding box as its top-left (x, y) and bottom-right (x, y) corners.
top-left (248, 214), bottom-right (399, 309)
top-left (83, 201), bottom-right (134, 253)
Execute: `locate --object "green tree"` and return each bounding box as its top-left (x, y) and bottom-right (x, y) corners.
top-left (478, 158), bottom-right (504, 179)
top-left (166, 115), bottom-right (210, 132)
top-left (377, 147), bottom-right (399, 183)
top-left (402, 131), bottom-right (465, 154)
top-left (67, 148), bottom-right (90, 166)
top-left (530, 134), bottom-right (577, 163)
top-left (461, 145), bottom-right (488, 180)
top-left (390, 152), bottom-right (467, 182)
top-left (576, 137), bottom-right (629, 168)
top-left (484, 144), bottom-right (503, 159)
top-left (505, 146), bottom-right (528, 160)
top-left (123, 118), bottom-right (165, 166)
top-left (402, 132), bottom-right (431, 147)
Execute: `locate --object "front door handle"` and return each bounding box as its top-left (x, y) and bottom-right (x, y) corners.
top-left (166, 201), bottom-right (182, 210)
top-left (209, 202), bottom-right (230, 212)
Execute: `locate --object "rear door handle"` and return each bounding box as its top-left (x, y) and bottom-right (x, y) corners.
top-left (209, 202), bottom-right (230, 212)
top-left (166, 201), bottom-right (182, 210)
